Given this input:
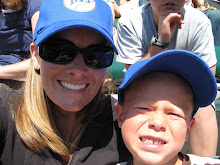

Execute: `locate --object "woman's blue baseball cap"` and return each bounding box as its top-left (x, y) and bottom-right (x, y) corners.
top-left (33, 0), bottom-right (117, 54)
top-left (117, 50), bottom-right (217, 116)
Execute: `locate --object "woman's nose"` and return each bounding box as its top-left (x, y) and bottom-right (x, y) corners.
top-left (148, 112), bottom-right (167, 132)
top-left (66, 53), bottom-right (88, 77)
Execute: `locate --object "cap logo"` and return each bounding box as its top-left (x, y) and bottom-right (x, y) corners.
top-left (63, 0), bottom-right (96, 12)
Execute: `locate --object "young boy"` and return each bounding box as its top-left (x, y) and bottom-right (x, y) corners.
top-left (116, 0), bottom-right (217, 156)
top-left (115, 50), bottom-right (220, 165)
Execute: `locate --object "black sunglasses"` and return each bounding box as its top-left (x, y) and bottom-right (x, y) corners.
top-left (39, 37), bottom-right (114, 69)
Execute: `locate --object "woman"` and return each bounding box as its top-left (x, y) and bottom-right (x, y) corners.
top-left (0, 0), bottom-right (43, 90)
top-left (0, 0), bottom-right (129, 164)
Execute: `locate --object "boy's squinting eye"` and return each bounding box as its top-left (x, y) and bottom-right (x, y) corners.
top-left (136, 107), bottom-right (152, 113)
top-left (167, 112), bottom-right (183, 119)
top-left (137, 107), bottom-right (151, 110)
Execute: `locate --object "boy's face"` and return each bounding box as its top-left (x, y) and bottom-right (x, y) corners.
top-left (116, 72), bottom-right (195, 165)
top-left (148, 0), bottom-right (188, 17)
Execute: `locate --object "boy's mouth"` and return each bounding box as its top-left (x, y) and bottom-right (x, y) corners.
top-left (164, 2), bottom-right (175, 6)
top-left (140, 137), bottom-right (167, 145)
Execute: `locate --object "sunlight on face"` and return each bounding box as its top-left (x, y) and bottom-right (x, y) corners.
top-left (116, 72), bottom-right (195, 165)
top-left (37, 28), bottom-right (107, 112)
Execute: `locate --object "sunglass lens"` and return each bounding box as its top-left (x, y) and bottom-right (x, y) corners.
top-left (40, 41), bottom-right (77, 64)
top-left (84, 48), bottom-right (114, 69)
top-left (40, 38), bottom-right (114, 68)
top-left (53, 47), bottom-right (75, 64)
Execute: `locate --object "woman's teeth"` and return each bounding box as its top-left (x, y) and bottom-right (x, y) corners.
top-left (60, 81), bottom-right (86, 90)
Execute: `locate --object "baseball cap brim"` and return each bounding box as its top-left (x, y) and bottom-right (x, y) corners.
top-left (33, 0), bottom-right (118, 54)
top-left (34, 20), bottom-right (118, 54)
top-left (118, 49), bottom-right (217, 115)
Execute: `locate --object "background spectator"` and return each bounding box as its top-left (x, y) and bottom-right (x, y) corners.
top-left (0, 0), bottom-right (43, 90)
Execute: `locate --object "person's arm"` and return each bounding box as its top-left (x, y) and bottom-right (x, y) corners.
top-left (0, 59), bottom-right (31, 79)
top-left (123, 13), bottom-right (184, 70)
top-left (142, 13), bottom-right (184, 61)
top-left (186, 10), bottom-right (217, 156)
top-left (107, 1), bottom-right (121, 23)
top-left (210, 65), bottom-right (216, 75)
top-left (31, 11), bottom-right (40, 34)
top-left (113, 2), bottom-right (121, 18)
top-left (188, 64), bottom-right (218, 157)
top-left (120, 0), bottom-right (128, 5)
top-left (116, 16), bottom-right (146, 68)
top-left (0, 11), bottom-right (39, 80)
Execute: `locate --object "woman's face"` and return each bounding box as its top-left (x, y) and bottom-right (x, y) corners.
top-left (32, 28), bottom-right (107, 112)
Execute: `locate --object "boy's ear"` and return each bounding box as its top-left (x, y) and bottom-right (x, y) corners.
top-left (30, 42), bottom-right (40, 70)
top-left (115, 102), bottom-right (124, 128)
top-left (185, 118), bottom-right (196, 141)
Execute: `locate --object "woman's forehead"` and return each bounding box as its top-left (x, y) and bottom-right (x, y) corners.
top-left (55, 27), bottom-right (107, 46)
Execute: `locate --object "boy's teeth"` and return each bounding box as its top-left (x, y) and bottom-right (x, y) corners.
top-left (60, 81), bottom-right (86, 90)
top-left (141, 137), bottom-right (165, 145)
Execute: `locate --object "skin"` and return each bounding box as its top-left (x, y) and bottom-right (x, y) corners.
top-left (115, 72), bottom-right (195, 165)
top-left (30, 28), bottom-right (107, 140)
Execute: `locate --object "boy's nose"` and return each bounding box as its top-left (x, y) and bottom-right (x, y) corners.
top-left (148, 112), bottom-right (167, 132)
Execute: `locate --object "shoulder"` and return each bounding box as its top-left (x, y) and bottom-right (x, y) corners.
top-left (182, 5), bottom-right (212, 33)
top-left (188, 154), bottom-right (220, 164)
top-left (118, 4), bottom-right (151, 26)
top-left (183, 5), bottom-right (210, 22)
top-left (27, 0), bottom-right (43, 8)
top-left (26, 0), bottom-right (43, 17)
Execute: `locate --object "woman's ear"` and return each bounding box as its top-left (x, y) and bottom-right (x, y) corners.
top-left (30, 42), bottom-right (40, 70)
top-left (115, 102), bottom-right (124, 128)
top-left (185, 118), bottom-right (196, 141)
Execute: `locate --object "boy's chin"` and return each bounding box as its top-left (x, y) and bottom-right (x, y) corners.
top-left (133, 151), bottom-right (180, 165)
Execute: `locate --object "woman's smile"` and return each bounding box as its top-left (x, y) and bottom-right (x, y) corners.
top-left (59, 81), bottom-right (87, 91)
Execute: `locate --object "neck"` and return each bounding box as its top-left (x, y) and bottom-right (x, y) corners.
top-left (151, 9), bottom-right (159, 31)
top-left (53, 106), bottom-right (81, 143)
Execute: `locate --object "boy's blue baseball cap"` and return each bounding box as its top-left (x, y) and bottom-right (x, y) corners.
top-left (33, 0), bottom-right (117, 54)
top-left (118, 50), bottom-right (217, 116)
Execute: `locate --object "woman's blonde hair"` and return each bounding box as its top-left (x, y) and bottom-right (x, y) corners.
top-left (4, 0), bottom-right (27, 10)
top-left (10, 60), bottom-right (105, 162)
